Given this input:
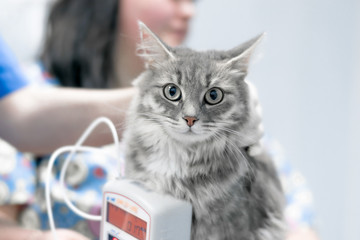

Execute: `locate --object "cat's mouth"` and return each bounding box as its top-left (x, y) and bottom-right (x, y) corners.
top-left (183, 127), bottom-right (200, 135)
top-left (187, 128), bottom-right (195, 133)
top-left (167, 126), bottom-right (210, 144)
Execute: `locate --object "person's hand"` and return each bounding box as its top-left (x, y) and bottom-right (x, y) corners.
top-left (31, 229), bottom-right (90, 240)
top-left (287, 228), bottom-right (320, 240)
top-left (238, 80), bottom-right (264, 147)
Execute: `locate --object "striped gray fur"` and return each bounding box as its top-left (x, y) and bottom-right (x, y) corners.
top-left (122, 23), bottom-right (285, 240)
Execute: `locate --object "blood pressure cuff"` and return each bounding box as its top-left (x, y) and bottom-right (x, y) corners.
top-left (0, 35), bottom-right (29, 99)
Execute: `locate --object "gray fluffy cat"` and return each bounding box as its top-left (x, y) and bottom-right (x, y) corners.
top-left (123, 22), bottom-right (285, 240)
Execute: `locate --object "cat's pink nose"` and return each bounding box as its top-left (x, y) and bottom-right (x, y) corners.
top-left (183, 116), bottom-right (198, 127)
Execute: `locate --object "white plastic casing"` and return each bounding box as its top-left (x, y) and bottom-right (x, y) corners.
top-left (100, 179), bottom-right (192, 240)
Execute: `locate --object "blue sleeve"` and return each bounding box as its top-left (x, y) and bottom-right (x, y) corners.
top-left (0, 35), bottom-right (29, 99)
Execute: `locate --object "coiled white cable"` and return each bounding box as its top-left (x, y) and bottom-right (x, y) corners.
top-left (45, 117), bottom-right (123, 240)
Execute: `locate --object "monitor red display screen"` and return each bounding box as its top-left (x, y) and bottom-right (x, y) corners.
top-left (107, 202), bottom-right (147, 240)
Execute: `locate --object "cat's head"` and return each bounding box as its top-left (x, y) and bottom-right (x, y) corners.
top-left (131, 22), bottom-right (263, 146)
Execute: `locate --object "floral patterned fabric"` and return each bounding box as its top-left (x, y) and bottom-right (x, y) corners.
top-left (263, 137), bottom-right (316, 232)
top-left (0, 139), bottom-right (36, 204)
top-left (17, 148), bottom-right (120, 239)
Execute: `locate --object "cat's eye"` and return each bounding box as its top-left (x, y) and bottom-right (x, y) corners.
top-left (163, 84), bottom-right (182, 101)
top-left (204, 88), bottom-right (224, 105)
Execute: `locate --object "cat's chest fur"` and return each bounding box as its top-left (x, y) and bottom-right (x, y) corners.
top-left (124, 130), bottom-right (285, 240)
top-left (125, 126), bottom-right (245, 182)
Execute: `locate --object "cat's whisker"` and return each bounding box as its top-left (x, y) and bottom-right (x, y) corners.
top-left (209, 124), bottom-right (260, 145)
top-left (128, 113), bottom-right (181, 132)
top-left (98, 103), bottom-right (129, 116)
top-left (133, 112), bottom-right (175, 122)
top-left (212, 131), bottom-right (243, 172)
top-left (211, 132), bottom-right (229, 159)
top-left (213, 130), bottom-right (255, 179)
top-left (114, 124), bottom-right (127, 133)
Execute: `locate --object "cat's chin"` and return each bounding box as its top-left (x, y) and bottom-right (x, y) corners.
top-left (167, 130), bottom-right (210, 145)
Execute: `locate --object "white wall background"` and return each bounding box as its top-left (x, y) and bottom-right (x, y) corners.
top-left (1, 0), bottom-right (359, 239)
top-left (0, 0), bottom-right (50, 64)
top-left (186, 1), bottom-right (360, 240)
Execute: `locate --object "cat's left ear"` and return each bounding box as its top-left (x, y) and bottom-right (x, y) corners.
top-left (137, 21), bottom-right (175, 69)
top-left (224, 33), bottom-right (265, 74)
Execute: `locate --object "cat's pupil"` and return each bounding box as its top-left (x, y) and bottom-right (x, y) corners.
top-left (210, 90), bottom-right (218, 100)
top-left (169, 86), bottom-right (177, 96)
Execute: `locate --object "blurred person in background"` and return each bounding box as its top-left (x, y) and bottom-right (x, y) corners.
top-left (0, 0), bottom-right (318, 239)
top-left (0, 0), bottom-right (195, 239)
top-left (41, 0), bottom-right (194, 89)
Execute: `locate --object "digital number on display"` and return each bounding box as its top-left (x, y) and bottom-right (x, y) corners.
top-left (108, 234), bottom-right (119, 240)
top-left (107, 202), bottom-right (147, 240)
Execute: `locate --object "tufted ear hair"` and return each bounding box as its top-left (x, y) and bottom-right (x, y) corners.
top-left (224, 33), bottom-right (265, 75)
top-left (137, 21), bottom-right (175, 69)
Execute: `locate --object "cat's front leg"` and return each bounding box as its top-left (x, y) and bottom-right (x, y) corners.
top-left (191, 215), bottom-right (253, 240)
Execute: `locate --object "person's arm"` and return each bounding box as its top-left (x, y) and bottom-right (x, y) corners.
top-left (287, 228), bottom-right (320, 240)
top-left (0, 86), bottom-right (135, 154)
top-left (0, 205), bottom-right (90, 240)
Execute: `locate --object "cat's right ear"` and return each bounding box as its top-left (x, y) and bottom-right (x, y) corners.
top-left (223, 33), bottom-right (265, 75)
top-left (137, 21), bottom-right (175, 69)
